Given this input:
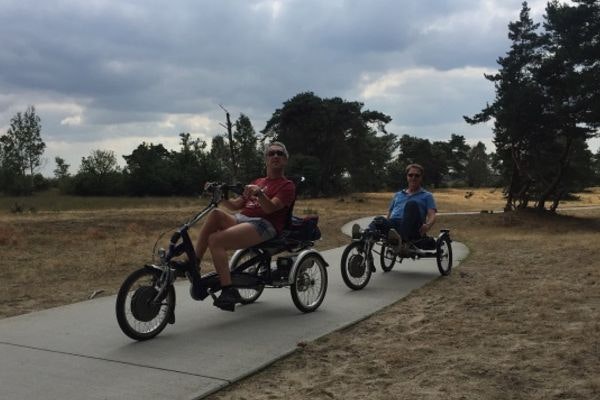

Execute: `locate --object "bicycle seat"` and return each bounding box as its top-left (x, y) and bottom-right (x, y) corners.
top-left (250, 177), bottom-right (319, 254)
top-left (253, 230), bottom-right (315, 254)
top-left (410, 236), bottom-right (436, 250)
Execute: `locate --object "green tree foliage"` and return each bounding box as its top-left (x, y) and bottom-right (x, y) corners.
top-left (446, 134), bottom-right (470, 181)
top-left (388, 135), bottom-right (448, 189)
top-left (286, 154), bottom-right (322, 196)
top-left (0, 142), bottom-right (8, 193)
top-left (53, 156), bottom-right (72, 193)
top-left (0, 106), bottom-right (46, 194)
top-left (592, 147), bottom-right (600, 185)
top-left (465, 2), bottom-right (545, 209)
top-left (210, 135), bottom-right (235, 183)
top-left (123, 143), bottom-right (174, 195)
top-left (465, 142), bottom-right (492, 187)
top-left (233, 114), bottom-right (264, 184)
top-left (262, 92), bottom-right (394, 195)
top-left (79, 149), bottom-right (120, 175)
top-left (122, 133), bottom-right (221, 196)
top-left (346, 110), bottom-right (397, 192)
top-left (545, 0), bottom-right (600, 129)
top-left (70, 149), bottom-right (126, 195)
top-left (53, 157), bottom-right (70, 180)
top-left (535, 0), bottom-right (599, 209)
top-left (465, 1), bottom-right (597, 211)
top-left (552, 139), bottom-right (595, 207)
top-left (170, 133), bottom-right (220, 195)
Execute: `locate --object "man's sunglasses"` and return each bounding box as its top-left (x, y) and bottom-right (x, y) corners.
top-left (407, 173), bottom-right (421, 178)
top-left (267, 150), bottom-right (286, 157)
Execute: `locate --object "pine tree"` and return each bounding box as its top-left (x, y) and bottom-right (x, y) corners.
top-left (465, 2), bottom-right (547, 209)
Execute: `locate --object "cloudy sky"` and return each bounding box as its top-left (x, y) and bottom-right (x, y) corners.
top-left (3, 0), bottom-right (590, 176)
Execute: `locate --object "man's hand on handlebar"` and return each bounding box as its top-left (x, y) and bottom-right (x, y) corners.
top-left (243, 184), bottom-right (262, 200)
top-left (203, 182), bottom-right (244, 200)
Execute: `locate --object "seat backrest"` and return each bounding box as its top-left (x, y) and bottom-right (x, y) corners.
top-left (282, 175), bottom-right (304, 231)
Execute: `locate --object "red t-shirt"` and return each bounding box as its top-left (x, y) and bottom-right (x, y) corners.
top-left (241, 177), bottom-right (296, 233)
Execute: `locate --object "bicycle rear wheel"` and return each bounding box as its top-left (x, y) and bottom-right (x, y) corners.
top-left (379, 243), bottom-right (397, 272)
top-left (436, 235), bottom-right (453, 276)
top-left (291, 253), bottom-right (328, 312)
top-left (230, 248), bottom-right (265, 304)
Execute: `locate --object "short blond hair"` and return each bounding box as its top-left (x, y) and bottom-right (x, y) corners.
top-left (264, 141), bottom-right (289, 158)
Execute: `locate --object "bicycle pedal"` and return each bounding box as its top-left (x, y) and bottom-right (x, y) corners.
top-left (174, 269), bottom-right (186, 278)
top-left (213, 296), bottom-right (236, 312)
top-left (208, 290), bottom-right (217, 301)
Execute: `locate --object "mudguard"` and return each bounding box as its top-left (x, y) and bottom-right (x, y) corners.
top-left (141, 264), bottom-right (176, 324)
top-left (287, 249), bottom-right (329, 285)
top-left (437, 229), bottom-right (451, 242)
top-left (229, 249), bottom-right (246, 270)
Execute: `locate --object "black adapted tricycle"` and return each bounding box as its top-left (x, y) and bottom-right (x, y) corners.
top-left (340, 222), bottom-right (452, 290)
top-left (116, 182), bottom-right (328, 341)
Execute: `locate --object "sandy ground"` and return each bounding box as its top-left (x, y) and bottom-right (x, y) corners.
top-left (1, 193), bottom-right (599, 399)
top-left (205, 210), bottom-right (600, 400)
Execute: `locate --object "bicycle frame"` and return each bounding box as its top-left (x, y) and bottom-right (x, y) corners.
top-left (145, 182), bottom-right (326, 300)
top-left (229, 243), bottom-right (323, 288)
top-left (116, 180), bottom-right (329, 340)
top-left (355, 229), bottom-right (451, 261)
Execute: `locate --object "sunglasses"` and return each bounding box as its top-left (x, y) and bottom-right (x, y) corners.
top-left (407, 173), bottom-right (421, 178)
top-left (267, 150), bottom-right (286, 157)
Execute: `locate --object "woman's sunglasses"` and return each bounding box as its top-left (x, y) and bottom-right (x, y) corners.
top-left (267, 150), bottom-right (286, 157)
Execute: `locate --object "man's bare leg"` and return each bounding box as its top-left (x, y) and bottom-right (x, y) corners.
top-left (207, 222), bottom-right (264, 286)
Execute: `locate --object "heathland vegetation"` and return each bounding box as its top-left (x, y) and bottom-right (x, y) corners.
top-left (1, 188), bottom-right (599, 399)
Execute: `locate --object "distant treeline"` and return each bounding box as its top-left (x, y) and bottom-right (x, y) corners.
top-left (0, 99), bottom-right (506, 198)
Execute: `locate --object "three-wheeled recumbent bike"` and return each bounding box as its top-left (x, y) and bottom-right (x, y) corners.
top-left (340, 222), bottom-right (452, 290)
top-left (116, 182), bottom-right (328, 341)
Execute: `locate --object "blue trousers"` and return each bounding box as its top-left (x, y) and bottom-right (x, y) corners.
top-left (369, 200), bottom-right (423, 241)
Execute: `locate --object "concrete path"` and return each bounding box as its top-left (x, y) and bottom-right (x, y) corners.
top-left (0, 219), bottom-right (468, 400)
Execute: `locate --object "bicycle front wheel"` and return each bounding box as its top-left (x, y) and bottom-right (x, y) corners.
top-left (340, 241), bottom-right (372, 290)
top-left (116, 267), bottom-right (175, 341)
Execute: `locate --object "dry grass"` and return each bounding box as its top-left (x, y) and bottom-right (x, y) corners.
top-left (0, 193), bottom-right (388, 318)
top-left (207, 208), bottom-right (600, 400)
top-left (1, 187), bottom-right (600, 399)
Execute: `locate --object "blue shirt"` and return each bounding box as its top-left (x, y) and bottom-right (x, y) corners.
top-left (388, 189), bottom-right (437, 221)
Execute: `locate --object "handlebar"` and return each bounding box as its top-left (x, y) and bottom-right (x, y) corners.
top-left (204, 182), bottom-right (244, 200)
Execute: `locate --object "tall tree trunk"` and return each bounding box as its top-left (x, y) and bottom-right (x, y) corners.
top-left (536, 136), bottom-right (572, 212)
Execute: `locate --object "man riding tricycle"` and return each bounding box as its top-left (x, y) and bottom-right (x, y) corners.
top-left (116, 142), bottom-right (327, 341)
top-left (340, 163), bottom-right (453, 290)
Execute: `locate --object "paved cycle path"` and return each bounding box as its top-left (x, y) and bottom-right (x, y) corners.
top-left (0, 219), bottom-right (468, 400)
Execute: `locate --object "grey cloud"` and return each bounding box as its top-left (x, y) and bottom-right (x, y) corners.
top-left (0, 0), bottom-right (541, 162)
